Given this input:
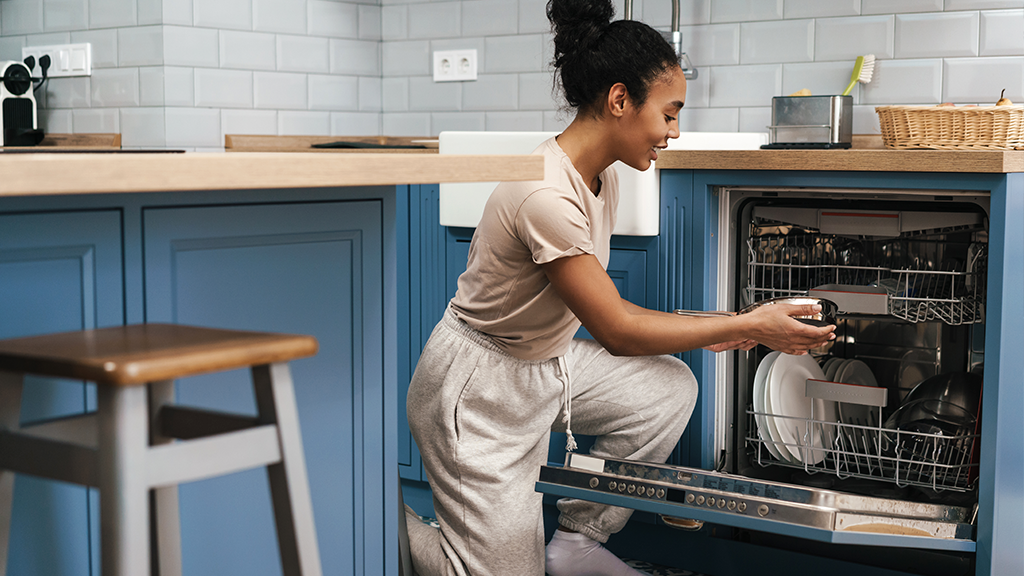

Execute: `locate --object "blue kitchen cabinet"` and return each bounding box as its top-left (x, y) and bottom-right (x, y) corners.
top-left (0, 210), bottom-right (124, 576)
top-left (142, 200), bottom-right (386, 576)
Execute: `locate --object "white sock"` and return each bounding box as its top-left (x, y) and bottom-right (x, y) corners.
top-left (545, 529), bottom-right (646, 576)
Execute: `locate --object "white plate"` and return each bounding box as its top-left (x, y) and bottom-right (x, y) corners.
top-left (752, 352), bottom-right (789, 462)
top-left (835, 359), bottom-right (880, 426)
top-left (767, 354), bottom-right (835, 464)
top-left (823, 357), bottom-right (844, 382)
top-left (898, 349), bottom-right (936, 402)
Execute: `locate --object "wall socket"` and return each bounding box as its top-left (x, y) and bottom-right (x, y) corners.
top-left (21, 43), bottom-right (92, 78)
top-left (433, 49), bottom-right (477, 82)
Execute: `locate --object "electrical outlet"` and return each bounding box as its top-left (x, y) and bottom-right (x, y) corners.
top-left (21, 43), bottom-right (92, 78)
top-left (433, 49), bottom-right (477, 82)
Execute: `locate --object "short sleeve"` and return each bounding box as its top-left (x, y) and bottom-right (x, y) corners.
top-left (514, 187), bottom-right (594, 265)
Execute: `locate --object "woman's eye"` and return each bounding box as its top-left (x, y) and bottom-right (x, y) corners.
top-left (665, 115), bottom-right (676, 122)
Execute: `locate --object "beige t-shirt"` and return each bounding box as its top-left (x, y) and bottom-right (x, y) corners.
top-left (449, 137), bottom-right (619, 360)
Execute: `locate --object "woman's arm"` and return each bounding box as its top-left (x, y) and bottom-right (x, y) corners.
top-left (542, 253), bottom-right (834, 356)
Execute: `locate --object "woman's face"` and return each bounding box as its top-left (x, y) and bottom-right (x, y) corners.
top-left (618, 66), bottom-right (687, 171)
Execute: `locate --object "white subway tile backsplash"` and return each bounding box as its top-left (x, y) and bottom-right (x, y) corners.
top-left (331, 38), bottom-right (380, 75)
top-left (90, 0), bottom-right (136, 28)
top-left (45, 77), bottom-right (90, 108)
top-left (485, 111), bottom-right (544, 131)
top-left (680, 66), bottom-right (710, 107)
top-left (782, 61), bottom-right (861, 100)
top-left (120, 107), bottom-right (165, 147)
top-left (117, 26), bottom-right (163, 67)
top-left (194, 0), bottom-right (251, 31)
top-left (359, 5), bottom-right (381, 41)
top-left (40, 108), bottom-right (71, 133)
top-left (408, 76), bottom-right (460, 111)
top-left (254, 71), bottom-right (307, 109)
top-left (462, 0), bottom-right (517, 37)
top-left (382, 6), bottom-right (407, 41)
top-left (737, 106), bottom-right (771, 133)
top-left (712, 0), bottom-right (783, 23)
top-left (309, 1), bottom-right (358, 39)
top-left (139, 66), bottom-right (163, 105)
top-left (165, 107), bottom-right (220, 147)
top-left (861, 58), bottom-right (942, 103)
top-left (708, 64), bottom-right (781, 107)
top-left (3, 1), bottom-right (44, 35)
top-left (431, 111), bottom-right (485, 134)
top-left (679, 106), bottom-right (740, 131)
top-left (381, 39), bottom-right (428, 76)
top-left (26, 31), bottom-right (69, 46)
top-left (518, 72), bottom-right (556, 110)
top-left (519, 0), bottom-right (550, 34)
top-left (164, 66), bottom-right (194, 106)
top-left (44, 0), bottom-right (87, 32)
top-left (219, 30), bottom-right (275, 71)
top-left (162, 0), bottom-right (192, 26)
top-left (72, 108), bottom-right (118, 132)
top-left (72, 29), bottom-right (117, 68)
top-left (0, 37), bottom-right (27, 62)
top-left (195, 68), bottom-right (253, 108)
top-left (945, 0), bottom-right (1024, 10)
top-left (784, 0), bottom-right (859, 19)
top-left (862, 0), bottom-right (941, 14)
top-left (308, 74), bottom-right (358, 110)
top-left (981, 10), bottom-right (1024, 56)
top-left (895, 12), bottom-right (979, 59)
top-left (138, 0), bottom-right (160, 25)
top-left (91, 67), bottom-right (139, 107)
top-left (278, 110), bottom-right (330, 135)
top-left (740, 19), bottom-right (813, 64)
top-left (542, 110), bottom-right (570, 131)
top-left (382, 112), bottom-right (430, 136)
top-left (485, 34), bottom-right (544, 73)
top-left (463, 74), bottom-right (517, 110)
top-left (852, 104), bottom-right (881, 134)
top-left (253, 0), bottom-right (305, 34)
top-left (330, 111), bottom-right (380, 135)
top-left (382, 77), bottom-right (408, 111)
top-left (814, 15), bottom-right (894, 61)
top-left (358, 76), bottom-right (380, 111)
top-left (277, 35), bottom-right (329, 73)
top-left (408, 2), bottom-right (460, 40)
top-left (222, 108), bottom-right (277, 135)
top-left (680, 24), bottom-right (739, 66)
top-left (164, 26), bottom-right (218, 67)
top-left (943, 56), bottom-right (1023, 102)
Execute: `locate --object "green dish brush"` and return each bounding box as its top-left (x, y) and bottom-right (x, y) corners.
top-left (841, 54), bottom-right (875, 96)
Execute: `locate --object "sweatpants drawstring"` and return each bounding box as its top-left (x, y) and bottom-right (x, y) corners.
top-left (557, 356), bottom-right (577, 452)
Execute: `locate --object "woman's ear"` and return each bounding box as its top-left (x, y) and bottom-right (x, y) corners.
top-left (606, 83), bottom-right (628, 118)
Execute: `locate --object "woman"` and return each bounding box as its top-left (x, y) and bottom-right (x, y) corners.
top-left (404, 0), bottom-right (835, 574)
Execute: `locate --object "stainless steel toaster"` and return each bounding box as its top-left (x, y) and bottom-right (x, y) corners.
top-left (762, 95), bottom-right (853, 149)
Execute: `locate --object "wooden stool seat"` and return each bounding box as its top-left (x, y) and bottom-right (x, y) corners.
top-left (0, 324), bottom-right (323, 576)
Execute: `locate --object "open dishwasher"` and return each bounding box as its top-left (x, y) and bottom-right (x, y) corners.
top-left (537, 186), bottom-right (989, 556)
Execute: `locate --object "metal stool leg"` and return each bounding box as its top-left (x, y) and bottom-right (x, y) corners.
top-left (253, 363), bottom-right (322, 576)
top-left (98, 385), bottom-right (149, 576)
top-left (0, 371), bottom-right (23, 576)
top-left (148, 380), bottom-right (182, 576)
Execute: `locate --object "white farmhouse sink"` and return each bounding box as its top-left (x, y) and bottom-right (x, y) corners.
top-left (438, 131), bottom-right (768, 236)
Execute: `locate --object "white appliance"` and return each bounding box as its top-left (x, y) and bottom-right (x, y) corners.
top-left (438, 131), bottom-right (768, 236)
top-left (0, 60), bottom-right (40, 146)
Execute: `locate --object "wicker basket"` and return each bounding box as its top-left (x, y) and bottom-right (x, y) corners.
top-left (876, 105), bottom-right (1024, 150)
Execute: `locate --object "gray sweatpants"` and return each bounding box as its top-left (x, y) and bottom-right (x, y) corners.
top-left (406, 308), bottom-right (698, 576)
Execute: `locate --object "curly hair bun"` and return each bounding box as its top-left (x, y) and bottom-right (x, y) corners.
top-left (547, 0), bottom-right (614, 64)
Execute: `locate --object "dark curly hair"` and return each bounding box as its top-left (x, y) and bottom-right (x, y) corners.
top-left (547, 0), bottom-right (680, 115)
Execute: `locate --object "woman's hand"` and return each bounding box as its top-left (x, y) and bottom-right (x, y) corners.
top-left (703, 339), bottom-right (757, 353)
top-left (741, 303), bottom-right (835, 355)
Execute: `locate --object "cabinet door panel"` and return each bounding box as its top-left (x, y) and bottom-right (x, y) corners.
top-left (144, 201), bottom-right (382, 576)
top-left (0, 210), bottom-right (123, 576)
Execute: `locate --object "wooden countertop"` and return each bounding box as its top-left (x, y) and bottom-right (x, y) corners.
top-left (0, 152), bottom-right (543, 197)
top-left (656, 148), bottom-right (1024, 173)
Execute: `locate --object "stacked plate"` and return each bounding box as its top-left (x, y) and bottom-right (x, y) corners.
top-left (821, 357), bottom-right (880, 427)
top-left (753, 353), bottom-right (837, 465)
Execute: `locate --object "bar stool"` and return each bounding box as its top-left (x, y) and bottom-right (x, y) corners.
top-left (0, 324), bottom-right (323, 576)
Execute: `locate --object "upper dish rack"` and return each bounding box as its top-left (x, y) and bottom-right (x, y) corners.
top-left (746, 234), bottom-right (987, 325)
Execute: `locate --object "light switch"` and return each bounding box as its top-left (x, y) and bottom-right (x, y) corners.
top-left (21, 43), bottom-right (92, 77)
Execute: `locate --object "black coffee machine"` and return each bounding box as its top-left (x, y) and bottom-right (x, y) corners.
top-left (0, 56), bottom-right (47, 146)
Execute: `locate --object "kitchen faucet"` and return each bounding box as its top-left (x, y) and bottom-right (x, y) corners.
top-left (624, 0), bottom-right (698, 80)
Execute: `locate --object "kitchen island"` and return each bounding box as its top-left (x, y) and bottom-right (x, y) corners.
top-left (0, 152), bottom-right (542, 576)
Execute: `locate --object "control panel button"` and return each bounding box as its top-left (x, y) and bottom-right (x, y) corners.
top-left (727, 500), bottom-right (736, 511)
top-left (737, 502), bottom-right (747, 513)
top-left (717, 499), bottom-right (726, 509)
top-left (757, 504), bottom-right (770, 517)
top-left (618, 483), bottom-right (626, 493)
top-left (646, 487), bottom-right (655, 497)
top-left (609, 481), bottom-right (617, 491)
top-left (685, 493), bottom-right (695, 504)
top-left (589, 477), bottom-right (599, 489)
top-left (656, 489), bottom-right (666, 499)
top-left (627, 484), bottom-right (636, 494)
top-left (707, 497), bottom-right (716, 507)
top-left (696, 495), bottom-right (705, 505)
